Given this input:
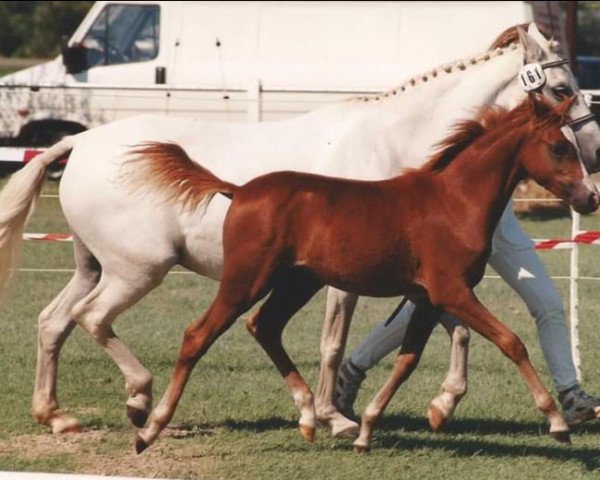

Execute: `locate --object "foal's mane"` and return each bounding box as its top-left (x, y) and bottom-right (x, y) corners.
top-left (422, 101), bottom-right (532, 174)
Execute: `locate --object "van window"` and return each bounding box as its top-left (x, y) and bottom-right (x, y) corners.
top-left (82, 4), bottom-right (160, 68)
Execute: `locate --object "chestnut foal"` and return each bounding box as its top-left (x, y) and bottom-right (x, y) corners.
top-left (131, 94), bottom-right (598, 453)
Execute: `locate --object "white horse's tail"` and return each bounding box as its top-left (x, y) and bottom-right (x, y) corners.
top-left (0, 136), bottom-right (75, 296)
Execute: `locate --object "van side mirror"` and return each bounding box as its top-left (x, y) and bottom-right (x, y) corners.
top-left (61, 36), bottom-right (88, 75)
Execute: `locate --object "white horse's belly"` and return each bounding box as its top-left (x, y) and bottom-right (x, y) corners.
top-left (57, 109), bottom-right (395, 277)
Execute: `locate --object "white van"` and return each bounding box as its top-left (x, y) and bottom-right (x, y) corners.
top-left (0, 1), bottom-right (557, 151)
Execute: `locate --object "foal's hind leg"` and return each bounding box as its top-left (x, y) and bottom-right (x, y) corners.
top-left (32, 236), bottom-right (100, 433)
top-left (315, 288), bottom-right (360, 438)
top-left (136, 292), bottom-right (254, 452)
top-left (70, 267), bottom-right (170, 428)
top-left (246, 269), bottom-right (324, 442)
top-left (354, 301), bottom-right (440, 452)
top-left (427, 314), bottom-right (470, 432)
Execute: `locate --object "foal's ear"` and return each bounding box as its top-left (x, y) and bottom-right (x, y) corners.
top-left (552, 95), bottom-right (577, 121)
top-left (529, 93), bottom-right (576, 125)
top-left (529, 92), bottom-right (553, 120)
top-left (517, 26), bottom-right (545, 63)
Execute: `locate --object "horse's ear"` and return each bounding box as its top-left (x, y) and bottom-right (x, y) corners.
top-left (517, 26), bottom-right (545, 63)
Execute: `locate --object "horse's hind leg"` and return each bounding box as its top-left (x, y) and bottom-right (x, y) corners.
top-left (136, 290), bottom-right (255, 453)
top-left (315, 287), bottom-right (360, 438)
top-left (427, 314), bottom-right (470, 432)
top-left (246, 269), bottom-right (324, 442)
top-left (354, 301), bottom-right (440, 453)
top-left (70, 266), bottom-right (170, 428)
top-left (32, 235), bottom-right (100, 433)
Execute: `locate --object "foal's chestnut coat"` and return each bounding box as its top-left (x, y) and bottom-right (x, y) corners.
top-left (130, 94), bottom-right (598, 452)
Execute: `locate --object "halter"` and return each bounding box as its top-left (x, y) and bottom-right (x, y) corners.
top-left (519, 58), bottom-right (597, 131)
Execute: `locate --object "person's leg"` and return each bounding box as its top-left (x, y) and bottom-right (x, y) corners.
top-left (336, 302), bottom-right (415, 418)
top-left (489, 205), bottom-right (600, 424)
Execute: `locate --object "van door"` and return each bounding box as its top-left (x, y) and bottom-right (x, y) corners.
top-left (74, 3), bottom-right (163, 85)
top-left (69, 3), bottom-right (168, 118)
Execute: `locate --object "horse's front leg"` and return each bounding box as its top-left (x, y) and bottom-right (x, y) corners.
top-left (314, 287), bottom-right (360, 438)
top-left (427, 314), bottom-right (470, 432)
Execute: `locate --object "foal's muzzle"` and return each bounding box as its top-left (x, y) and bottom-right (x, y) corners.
top-left (571, 184), bottom-right (600, 214)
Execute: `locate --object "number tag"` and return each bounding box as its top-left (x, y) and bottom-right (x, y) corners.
top-left (519, 63), bottom-right (546, 91)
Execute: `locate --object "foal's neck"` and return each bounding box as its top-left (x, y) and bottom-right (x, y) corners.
top-left (441, 119), bottom-right (528, 229)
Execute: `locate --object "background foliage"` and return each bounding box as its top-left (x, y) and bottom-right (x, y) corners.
top-left (0, 1), bottom-right (93, 58)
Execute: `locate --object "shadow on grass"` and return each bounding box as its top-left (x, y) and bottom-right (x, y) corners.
top-left (169, 413), bottom-right (600, 471)
top-left (371, 433), bottom-right (600, 472)
top-left (376, 412), bottom-right (600, 436)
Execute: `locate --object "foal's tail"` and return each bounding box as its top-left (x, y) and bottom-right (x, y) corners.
top-left (0, 136), bottom-right (75, 296)
top-left (124, 142), bottom-right (238, 208)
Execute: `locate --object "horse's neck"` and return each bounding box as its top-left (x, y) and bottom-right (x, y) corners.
top-left (440, 121), bottom-right (527, 231)
top-left (330, 48), bottom-right (522, 176)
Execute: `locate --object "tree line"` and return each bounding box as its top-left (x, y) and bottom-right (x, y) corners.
top-left (0, 1), bottom-right (93, 58)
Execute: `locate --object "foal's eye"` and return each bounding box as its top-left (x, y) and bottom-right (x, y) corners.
top-left (552, 85), bottom-right (573, 100)
top-left (550, 142), bottom-right (570, 158)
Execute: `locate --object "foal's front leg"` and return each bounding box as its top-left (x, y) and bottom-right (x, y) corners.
top-left (314, 287), bottom-right (360, 437)
top-left (438, 286), bottom-right (570, 442)
top-left (427, 315), bottom-right (470, 432)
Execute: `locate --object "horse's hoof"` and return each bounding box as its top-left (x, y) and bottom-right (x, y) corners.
top-left (51, 415), bottom-right (82, 434)
top-left (550, 430), bottom-right (571, 444)
top-left (353, 443), bottom-right (371, 454)
top-left (333, 424), bottom-right (360, 439)
top-left (127, 406), bottom-right (149, 428)
top-left (427, 404), bottom-right (447, 433)
top-left (299, 424), bottom-right (316, 443)
top-left (61, 424), bottom-right (83, 434)
top-left (135, 434), bottom-right (149, 454)
top-left (323, 413), bottom-right (360, 439)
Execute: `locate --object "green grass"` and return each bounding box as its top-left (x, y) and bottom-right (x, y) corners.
top-left (1, 181), bottom-right (600, 479)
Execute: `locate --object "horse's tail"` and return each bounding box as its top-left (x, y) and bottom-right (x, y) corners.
top-left (124, 142), bottom-right (238, 207)
top-left (0, 136), bottom-right (75, 295)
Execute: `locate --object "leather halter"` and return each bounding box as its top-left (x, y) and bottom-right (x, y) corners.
top-left (540, 58), bottom-right (597, 131)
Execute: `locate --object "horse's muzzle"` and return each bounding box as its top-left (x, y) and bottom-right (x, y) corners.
top-left (572, 186), bottom-right (600, 214)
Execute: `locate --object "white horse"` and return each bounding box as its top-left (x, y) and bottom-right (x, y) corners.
top-left (0, 24), bottom-right (598, 439)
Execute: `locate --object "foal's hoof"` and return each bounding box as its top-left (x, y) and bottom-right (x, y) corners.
top-left (127, 406), bottom-right (149, 428)
top-left (427, 404), bottom-right (447, 433)
top-left (299, 424), bottom-right (316, 443)
top-left (135, 434), bottom-right (149, 454)
top-left (550, 430), bottom-right (572, 444)
top-left (353, 443), bottom-right (371, 454)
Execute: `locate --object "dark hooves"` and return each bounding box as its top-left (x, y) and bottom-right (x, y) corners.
top-left (135, 434), bottom-right (149, 454)
top-left (127, 406), bottom-right (149, 428)
top-left (550, 430), bottom-right (571, 444)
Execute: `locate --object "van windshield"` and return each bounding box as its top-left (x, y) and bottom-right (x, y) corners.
top-left (82, 4), bottom-right (160, 68)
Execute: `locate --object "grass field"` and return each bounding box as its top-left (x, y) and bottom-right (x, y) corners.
top-left (1, 180), bottom-right (600, 479)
